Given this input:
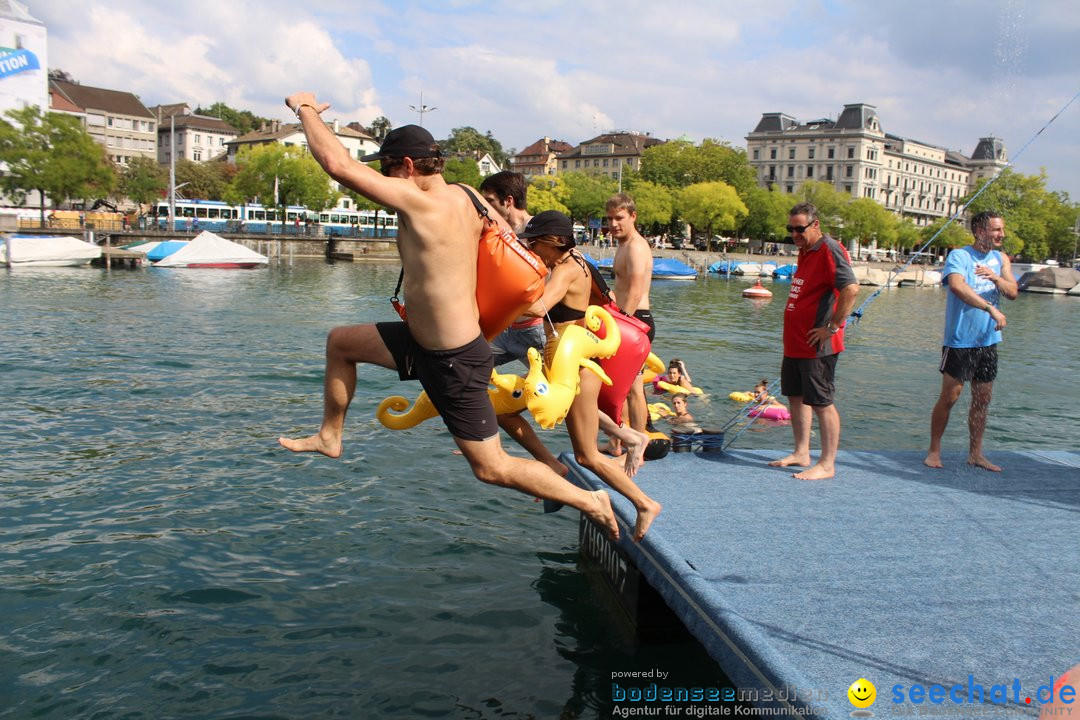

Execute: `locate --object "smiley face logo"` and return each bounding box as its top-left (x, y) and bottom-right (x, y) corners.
top-left (848, 678), bottom-right (876, 709)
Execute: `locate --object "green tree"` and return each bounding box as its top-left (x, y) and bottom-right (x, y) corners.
top-left (676, 181), bottom-right (748, 250)
top-left (739, 185), bottom-right (792, 241)
top-left (0, 106), bottom-right (114, 222)
top-left (797, 181), bottom-right (850, 236)
top-left (640, 139), bottom-right (756, 194)
top-left (442, 156), bottom-right (482, 187)
top-left (118, 155), bottom-right (166, 209)
top-left (369, 116), bottom-right (392, 142)
top-left (196, 102), bottom-right (271, 135)
top-left (920, 217), bottom-right (973, 253)
top-left (892, 219), bottom-right (923, 253)
top-left (441, 126), bottom-right (509, 167)
top-left (561, 172), bottom-right (617, 225)
top-left (623, 178), bottom-right (674, 229)
top-left (175, 159), bottom-right (237, 201)
top-left (963, 169), bottom-right (1076, 260)
top-left (227, 144), bottom-right (339, 214)
top-left (841, 198), bottom-right (897, 249)
top-left (527, 176), bottom-right (571, 216)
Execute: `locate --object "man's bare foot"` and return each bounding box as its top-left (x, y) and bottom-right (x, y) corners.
top-left (632, 498), bottom-right (662, 542)
top-left (585, 490), bottom-right (620, 540)
top-left (768, 453), bottom-right (810, 468)
top-left (968, 455), bottom-right (1002, 472)
top-left (793, 463), bottom-right (833, 480)
top-left (278, 433), bottom-right (342, 458)
top-left (923, 451), bottom-right (944, 468)
top-left (622, 430), bottom-right (649, 478)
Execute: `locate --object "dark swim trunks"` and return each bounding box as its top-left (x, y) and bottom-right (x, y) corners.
top-left (376, 322), bottom-right (498, 441)
top-left (780, 354), bottom-right (838, 407)
top-left (633, 309), bottom-right (656, 342)
top-left (939, 345), bottom-right (998, 384)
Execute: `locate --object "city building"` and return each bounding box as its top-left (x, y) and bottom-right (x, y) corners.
top-left (49, 79), bottom-right (156, 166)
top-left (150, 104), bottom-right (238, 164)
top-left (224, 119), bottom-right (380, 209)
top-left (510, 136), bottom-right (572, 177)
top-left (555, 131), bottom-right (664, 182)
top-left (0, 0), bottom-right (47, 116)
top-left (745, 103), bottom-right (1008, 226)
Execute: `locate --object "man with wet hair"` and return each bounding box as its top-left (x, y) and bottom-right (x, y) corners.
top-left (925, 210), bottom-right (1017, 472)
top-left (769, 201), bottom-right (859, 480)
top-left (278, 91), bottom-right (620, 540)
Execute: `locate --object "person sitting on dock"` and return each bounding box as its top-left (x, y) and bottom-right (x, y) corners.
top-left (277, 92), bottom-right (619, 540)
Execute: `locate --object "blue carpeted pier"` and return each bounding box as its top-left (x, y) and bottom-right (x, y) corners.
top-left (563, 449), bottom-right (1080, 717)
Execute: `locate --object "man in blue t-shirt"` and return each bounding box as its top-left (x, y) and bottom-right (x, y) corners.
top-left (925, 211), bottom-right (1018, 472)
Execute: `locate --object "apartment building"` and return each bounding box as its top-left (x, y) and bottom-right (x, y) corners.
top-left (745, 103), bottom-right (1008, 226)
top-left (150, 103), bottom-right (238, 164)
top-left (510, 136), bottom-right (573, 177)
top-left (555, 131), bottom-right (664, 181)
top-left (49, 79), bottom-right (155, 166)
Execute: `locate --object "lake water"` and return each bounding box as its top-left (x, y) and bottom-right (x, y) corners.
top-left (1, 261), bottom-right (1076, 719)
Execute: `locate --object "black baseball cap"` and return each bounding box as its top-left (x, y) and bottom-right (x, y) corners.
top-left (518, 210), bottom-right (575, 245)
top-left (360, 124), bottom-right (440, 162)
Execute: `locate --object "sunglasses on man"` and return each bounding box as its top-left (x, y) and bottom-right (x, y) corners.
top-left (785, 220), bottom-right (817, 234)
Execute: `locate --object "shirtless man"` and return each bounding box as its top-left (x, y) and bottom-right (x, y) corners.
top-left (478, 171), bottom-right (566, 477)
top-left (608, 193), bottom-right (654, 449)
top-left (277, 92), bottom-right (618, 539)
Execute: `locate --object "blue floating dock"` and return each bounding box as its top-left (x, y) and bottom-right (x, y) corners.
top-left (563, 449), bottom-right (1080, 717)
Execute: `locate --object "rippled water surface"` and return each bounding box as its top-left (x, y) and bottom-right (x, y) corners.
top-left (1, 261), bottom-right (1076, 718)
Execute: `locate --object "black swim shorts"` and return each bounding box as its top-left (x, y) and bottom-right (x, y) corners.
top-left (375, 322), bottom-right (498, 441)
top-left (939, 345), bottom-right (997, 384)
top-left (780, 354), bottom-right (838, 407)
top-left (633, 309), bottom-right (656, 342)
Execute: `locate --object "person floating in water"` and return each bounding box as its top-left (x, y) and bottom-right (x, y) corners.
top-left (277, 92), bottom-right (619, 540)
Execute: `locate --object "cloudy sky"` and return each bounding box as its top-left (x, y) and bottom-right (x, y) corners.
top-left (31, 0), bottom-right (1080, 200)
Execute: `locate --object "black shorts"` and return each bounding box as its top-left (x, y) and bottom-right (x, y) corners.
top-left (940, 345), bottom-right (998, 383)
top-left (780, 354), bottom-right (838, 407)
top-left (633, 309), bottom-right (656, 342)
top-left (376, 322), bottom-right (498, 441)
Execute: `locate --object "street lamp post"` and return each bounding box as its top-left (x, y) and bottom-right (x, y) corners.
top-left (409, 92), bottom-right (437, 127)
top-left (167, 107), bottom-right (191, 232)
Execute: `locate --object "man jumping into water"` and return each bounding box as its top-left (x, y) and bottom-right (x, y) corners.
top-left (278, 92), bottom-right (622, 540)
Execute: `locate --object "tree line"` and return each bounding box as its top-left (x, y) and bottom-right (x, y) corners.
top-left (0, 104), bottom-right (1075, 262)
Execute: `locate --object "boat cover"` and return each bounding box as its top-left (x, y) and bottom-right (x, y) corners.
top-left (652, 257), bottom-right (697, 278)
top-left (1018, 267), bottom-right (1080, 293)
top-left (2, 235), bottom-right (101, 266)
top-left (146, 241), bottom-right (188, 262)
top-left (154, 232), bottom-right (268, 267)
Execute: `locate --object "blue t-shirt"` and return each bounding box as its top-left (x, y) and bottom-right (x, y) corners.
top-left (942, 245), bottom-right (1003, 348)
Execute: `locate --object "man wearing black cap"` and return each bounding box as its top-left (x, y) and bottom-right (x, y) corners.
top-left (278, 91), bottom-right (619, 539)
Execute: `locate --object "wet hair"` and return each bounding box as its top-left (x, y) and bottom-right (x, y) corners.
top-left (970, 210), bottom-right (1003, 235)
top-left (668, 358), bottom-right (691, 383)
top-left (605, 192), bottom-right (637, 215)
top-left (529, 234), bottom-right (574, 251)
top-left (789, 202), bottom-right (818, 223)
top-left (480, 171), bottom-right (528, 210)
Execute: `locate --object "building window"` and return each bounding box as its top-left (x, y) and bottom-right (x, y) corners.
top-left (845, 165), bottom-right (854, 178)
top-left (847, 147), bottom-right (855, 159)
top-left (806, 166), bottom-right (814, 178)
top-left (752, 149), bottom-right (760, 160)
top-left (788, 148), bottom-right (795, 160)
top-left (845, 184), bottom-right (853, 195)
top-left (826, 166), bottom-right (834, 181)
top-left (768, 165), bottom-right (776, 180)
top-left (786, 185), bottom-right (794, 193)
top-left (574, 160), bottom-right (580, 168)
top-left (194, 151), bottom-right (201, 161)
top-left (827, 148), bottom-right (835, 159)
top-left (194, 134), bottom-right (201, 144)
top-left (770, 148), bottom-right (777, 160)
top-left (787, 166), bottom-right (794, 178)
top-left (808, 148), bottom-right (815, 159)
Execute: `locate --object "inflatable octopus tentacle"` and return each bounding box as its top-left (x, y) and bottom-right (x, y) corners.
top-left (376, 393), bottom-right (440, 430)
top-left (524, 305), bottom-right (621, 430)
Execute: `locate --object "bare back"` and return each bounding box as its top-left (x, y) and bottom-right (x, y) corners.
top-left (394, 180), bottom-right (489, 350)
top-left (613, 231), bottom-right (653, 314)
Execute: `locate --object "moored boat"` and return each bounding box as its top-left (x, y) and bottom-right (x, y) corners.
top-left (652, 257), bottom-right (698, 280)
top-left (152, 231), bottom-right (268, 269)
top-left (2, 234), bottom-right (101, 267)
